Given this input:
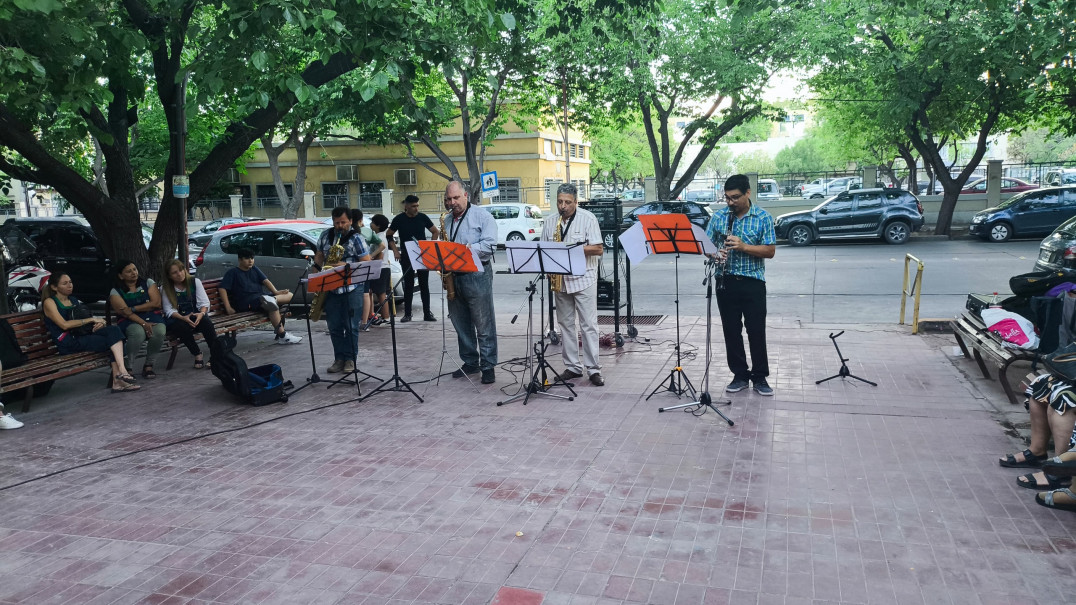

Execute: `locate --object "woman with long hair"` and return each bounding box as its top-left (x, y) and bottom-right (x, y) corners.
top-left (41, 272), bottom-right (139, 392)
top-left (160, 259), bottom-right (218, 368)
top-left (108, 260), bottom-right (166, 378)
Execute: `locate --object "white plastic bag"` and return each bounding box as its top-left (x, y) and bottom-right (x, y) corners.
top-left (980, 308), bottom-right (1039, 350)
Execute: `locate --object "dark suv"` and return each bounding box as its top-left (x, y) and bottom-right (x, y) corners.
top-left (773, 188), bottom-right (924, 246)
top-left (621, 201), bottom-right (712, 230)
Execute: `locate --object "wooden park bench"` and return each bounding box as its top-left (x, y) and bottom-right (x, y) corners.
top-left (0, 309), bottom-right (113, 413)
top-left (950, 310), bottom-right (1036, 405)
top-left (162, 278), bottom-right (282, 370)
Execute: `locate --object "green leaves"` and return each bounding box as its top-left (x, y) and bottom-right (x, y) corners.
top-left (13, 0), bottom-right (62, 14)
top-left (251, 50), bottom-right (269, 71)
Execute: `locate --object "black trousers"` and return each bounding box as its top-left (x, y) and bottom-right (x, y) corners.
top-left (167, 315), bottom-right (219, 356)
top-left (715, 276), bottom-right (769, 382)
top-left (401, 260), bottom-right (431, 315)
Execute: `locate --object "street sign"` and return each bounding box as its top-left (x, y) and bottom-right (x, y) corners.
top-left (480, 171), bottom-right (499, 199)
top-left (172, 175), bottom-right (190, 199)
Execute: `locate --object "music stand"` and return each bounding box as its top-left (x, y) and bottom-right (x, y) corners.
top-left (286, 255), bottom-right (322, 397)
top-left (406, 240), bottom-right (483, 390)
top-left (638, 214), bottom-right (709, 401)
top-left (361, 263), bottom-right (423, 403)
top-left (307, 260), bottom-right (383, 397)
top-left (498, 241), bottom-right (583, 406)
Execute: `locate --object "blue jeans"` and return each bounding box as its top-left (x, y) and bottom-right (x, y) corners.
top-left (447, 264), bottom-right (497, 370)
top-left (324, 286), bottom-right (365, 361)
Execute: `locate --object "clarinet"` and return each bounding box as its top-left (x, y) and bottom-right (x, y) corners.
top-left (713, 213), bottom-right (735, 291)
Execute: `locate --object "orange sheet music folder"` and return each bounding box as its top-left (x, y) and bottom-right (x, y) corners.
top-left (413, 240), bottom-right (480, 273)
top-left (638, 213), bottom-right (703, 255)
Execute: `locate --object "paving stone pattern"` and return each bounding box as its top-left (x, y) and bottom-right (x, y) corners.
top-left (0, 317), bottom-right (1073, 604)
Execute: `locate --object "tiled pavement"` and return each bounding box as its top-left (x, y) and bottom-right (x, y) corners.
top-left (1, 314), bottom-right (1073, 605)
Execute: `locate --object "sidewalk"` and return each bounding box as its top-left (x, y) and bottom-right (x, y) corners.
top-left (0, 315), bottom-right (1071, 605)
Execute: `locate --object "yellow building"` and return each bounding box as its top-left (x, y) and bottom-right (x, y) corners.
top-left (235, 118), bottom-right (592, 218)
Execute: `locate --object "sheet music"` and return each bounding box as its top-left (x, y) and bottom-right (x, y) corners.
top-left (504, 241), bottom-right (586, 275)
top-left (618, 223), bottom-right (717, 267)
top-left (404, 240), bottom-right (485, 272)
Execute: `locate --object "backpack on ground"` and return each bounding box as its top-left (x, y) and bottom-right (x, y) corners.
top-left (210, 335), bottom-right (289, 406)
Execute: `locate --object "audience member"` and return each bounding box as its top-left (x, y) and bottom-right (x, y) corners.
top-left (0, 361), bottom-right (25, 429)
top-left (219, 248), bottom-right (302, 344)
top-left (161, 259), bottom-right (219, 369)
top-left (108, 260), bottom-right (166, 378)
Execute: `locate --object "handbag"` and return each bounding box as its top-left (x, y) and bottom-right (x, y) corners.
top-left (69, 302), bottom-right (96, 336)
top-left (1044, 342), bottom-right (1076, 382)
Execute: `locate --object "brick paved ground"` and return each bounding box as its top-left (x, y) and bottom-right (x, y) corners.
top-left (0, 315), bottom-right (1072, 604)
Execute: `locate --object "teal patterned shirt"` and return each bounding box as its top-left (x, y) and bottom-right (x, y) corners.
top-left (705, 203), bottom-right (775, 282)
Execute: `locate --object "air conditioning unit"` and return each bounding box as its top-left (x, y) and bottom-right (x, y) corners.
top-left (226, 168), bottom-right (241, 184)
top-left (395, 168), bottom-right (417, 186)
top-left (336, 165), bottom-right (358, 182)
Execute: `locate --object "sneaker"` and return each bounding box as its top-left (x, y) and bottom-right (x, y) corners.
top-left (481, 369), bottom-right (496, 384)
top-left (753, 379), bottom-right (774, 396)
top-left (452, 364), bottom-right (480, 378)
top-left (327, 359), bottom-right (346, 374)
top-left (423, 313), bottom-right (436, 322)
top-left (0, 413), bottom-right (24, 430)
top-left (361, 322), bottom-right (371, 332)
top-left (276, 332), bottom-right (303, 344)
top-left (343, 360), bottom-right (356, 373)
top-left (726, 378), bottom-right (750, 393)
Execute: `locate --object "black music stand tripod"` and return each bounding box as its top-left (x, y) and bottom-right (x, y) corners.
top-left (315, 261), bottom-right (382, 398)
top-left (499, 241), bottom-right (580, 406)
top-left (659, 257), bottom-right (733, 424)
top-left (362, 263), bottom-right (423, 403)
top-left (286, 253), bottom-right (322, 397)
top-left (641, 215), bottom-right (705, 401)
top-left (816, 331), bottom-right (877, 386)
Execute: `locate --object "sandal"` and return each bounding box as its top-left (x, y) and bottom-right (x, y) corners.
top-left (141, 365), bottom-right (157, 379)
top-left (1035, 488), bottom-right (1076, 512)
top-left (1042, 455), bottom-right (1076, 477)
top-left (193, 358), bottom-right (206, 370)
top-left (117, 373), bottom-right (137, 383)
top-left (1016, 471), bottom-right (1071, 490)
top-left (999, 448), bottom-right (1047, 468)
top-left (111, 379), bottom-right (141, 393)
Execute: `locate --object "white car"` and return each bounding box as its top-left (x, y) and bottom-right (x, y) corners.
top-left (800, 178), bottom-right (834, 199)
top-left (484, 203), bottom-right (544, 245)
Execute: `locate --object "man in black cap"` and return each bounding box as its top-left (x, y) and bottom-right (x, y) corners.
top-left (386, 194), bottom-right (440, 322)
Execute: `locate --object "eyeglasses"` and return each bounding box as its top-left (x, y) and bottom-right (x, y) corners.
top-left (724, 192), bottom-right (745, 202)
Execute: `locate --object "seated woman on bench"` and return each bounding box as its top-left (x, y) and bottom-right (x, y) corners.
top-left (108, 259), bottom-right (166, 379)
top-left (41, 272), bottom-right (140, 393)
top-left (161, 259), bottom-right (219, 369)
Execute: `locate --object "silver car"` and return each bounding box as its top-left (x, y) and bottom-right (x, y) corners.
top-left (195, 221), bottom-right (403, 301)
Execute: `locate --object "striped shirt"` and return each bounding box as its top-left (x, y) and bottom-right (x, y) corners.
top-left (444, 204), bottom-right (498, 263)
top-left (705, 203), bottom-right (775, 282)
top-left (540, 208), bottom-right (602, 293)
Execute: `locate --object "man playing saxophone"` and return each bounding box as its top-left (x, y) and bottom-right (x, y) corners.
top-left (540, 183), bottom-right (605, 386)
top-left (442, 180), bottom-right (499, 384)
top-left (314, 207), bottom-right (372, 374)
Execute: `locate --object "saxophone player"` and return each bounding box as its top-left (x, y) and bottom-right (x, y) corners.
top-left (541, 183), bottom-right (605, 386)
top-left (314, 207), bottom-right (372, 374)
top-left (442, 180), bottom-right (499, 384)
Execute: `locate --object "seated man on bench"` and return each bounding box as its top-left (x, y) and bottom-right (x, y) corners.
top-left (219, 248), bottom-right (302, 345)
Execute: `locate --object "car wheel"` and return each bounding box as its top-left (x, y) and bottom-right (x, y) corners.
top-left (811, 194), bottom-right (823, 199)
top-left (883, 221), bottom-right (910, 245)
top-left (788, 224), bottom-right (813, 247)
top-left (506, 232), bottom-right (525, 242)
top-left (988, 222), bottom-right (1012, 242)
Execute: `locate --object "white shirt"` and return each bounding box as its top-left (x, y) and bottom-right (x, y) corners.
top-left (541, 208), bottom-right (602, 294)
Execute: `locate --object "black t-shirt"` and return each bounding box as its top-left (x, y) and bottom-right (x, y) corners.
top-left (390, 213), bottom-right (435, 244)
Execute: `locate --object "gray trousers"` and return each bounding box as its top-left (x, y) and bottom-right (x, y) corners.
top-left (124, 322), bottom-right (166, 367)
top-left (555, 283), bottom-right (601, 375)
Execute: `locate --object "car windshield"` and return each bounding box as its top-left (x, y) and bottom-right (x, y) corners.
top-left (525, 206), bottom-right (542, 219)
top-left (1064, 174), bottom-right (1076, 185)
top-left (812, 196), bottom-right (840, 211)
top-left (996, 191), bottom-right (1035, 209)
top-left (303, 227), bottom-right (325, 240)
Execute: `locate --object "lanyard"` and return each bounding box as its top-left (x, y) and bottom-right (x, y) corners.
top-left (449, 205), bottom-right (470, 242)
top-left (559, 213), bottom-right (576, 240)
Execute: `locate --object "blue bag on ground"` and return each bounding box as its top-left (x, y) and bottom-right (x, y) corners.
top-left (210, 335), bottom-right (289, 406)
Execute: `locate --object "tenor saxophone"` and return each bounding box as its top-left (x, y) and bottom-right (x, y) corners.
top-left (550, 219), bottom-right (564, 293)
top-left (309, 231), bottom-right (345, 321)
top-left (439, 212), bottom-right (456, 300)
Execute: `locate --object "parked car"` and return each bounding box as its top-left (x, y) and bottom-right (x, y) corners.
top-left (683, 189), bottom-right (716, 204)
top-left (960, 177), bottom-right (1038, 195)
top-left (188, 216), bottom-right (265, 247)
top-left (4, 216), bottom-right (113, 302)
top-left (799, 178), bottom-right (833, 198)
top-left (969, 185), bottom-right (1076, 242)
top-left (773, 188), bottom-right (924, 246)
top-left (483, 202), bottom-right (544, 245)
top-left (621, 201), bottom-right (713, 230)
top-left (195, 220), bottom-right (404, 302)
top-left (1033, 213), bottom-right (1076, 271)
top-left (756, 179), bottom-right (781, 202)
top-left (1044, 169), bottom-right (1076, 187)
top-left (620, 189), bottom-right (645, 202)
top-left (802, 176), bottom-right (861, 199)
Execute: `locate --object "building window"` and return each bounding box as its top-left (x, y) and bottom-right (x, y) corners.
top-left (256, 184), bottom-right (292, 207)
top-left (554, 142), bottom-right (562, 157)
top-left (544, 140), bottom-right (552, 155)
top-left (322, 183), bottom-right (348, 210)
top-left (569, 144), bottom-right (577, 158)
top-left (492, 178), bottom-right (521, 204)
top-left (359, 181), bottom-right (384, 209)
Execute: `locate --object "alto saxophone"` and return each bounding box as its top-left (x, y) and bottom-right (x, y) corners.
top-left (550, 219), bottom-right (564, 293)
top-left (439, 212), bottom-right (456, 300)
top-left (309, 231), bottom-right (345, 321)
